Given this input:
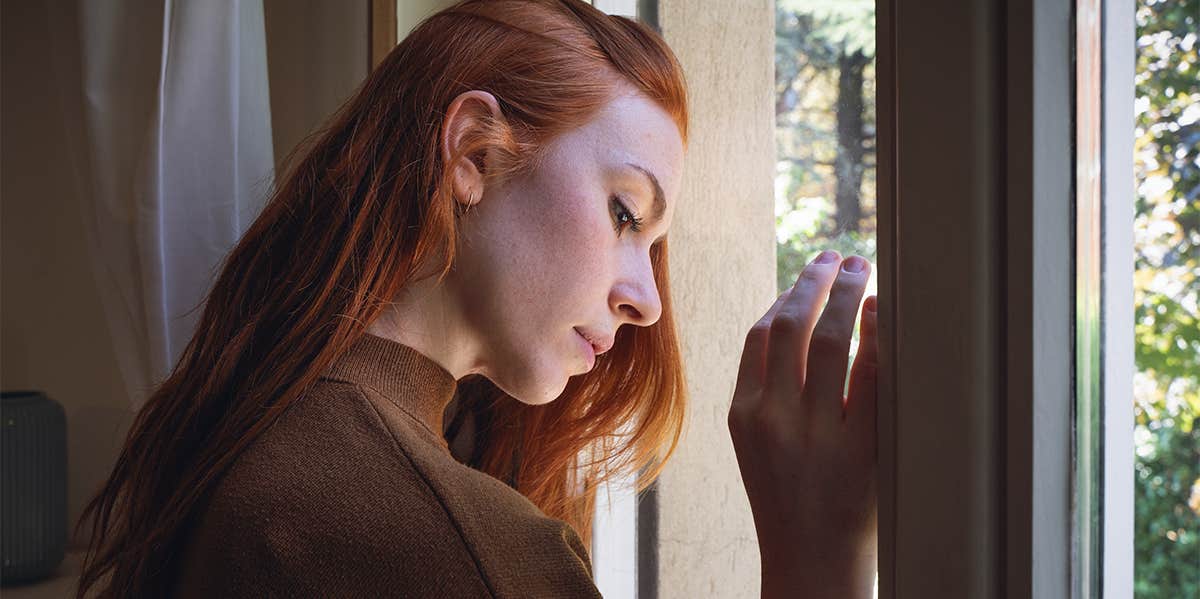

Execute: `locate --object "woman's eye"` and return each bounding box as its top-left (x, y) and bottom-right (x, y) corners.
top-left (611, 196), bottom-right (644, 236)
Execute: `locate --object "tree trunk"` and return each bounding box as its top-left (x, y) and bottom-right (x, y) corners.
top-left (834, 49), bottom-right (870, 233)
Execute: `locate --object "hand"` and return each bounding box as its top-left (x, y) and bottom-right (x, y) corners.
top-left (727, 250), bottom-right (879, 599)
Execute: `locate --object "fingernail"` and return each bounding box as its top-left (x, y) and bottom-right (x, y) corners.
top-left (815, 250), bottom-right (839, 264)
top-left (843, 256), bottom-right (867, 273)
top-left (864, 296), bottom-right (877, 313)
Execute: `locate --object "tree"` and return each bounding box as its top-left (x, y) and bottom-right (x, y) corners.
top-left (776, 0), bottom-right (875, 247)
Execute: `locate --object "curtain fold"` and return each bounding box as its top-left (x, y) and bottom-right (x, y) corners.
top-left (76, 0), bottom-right (275, 409)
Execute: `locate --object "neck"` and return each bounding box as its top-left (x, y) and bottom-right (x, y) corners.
top-left (364, 272), bottom-right (481, 382)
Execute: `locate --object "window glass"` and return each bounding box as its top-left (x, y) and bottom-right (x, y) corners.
top-left (1132, 0), bottom-right (1200, 596)
top-left (774, 0), bottom-right (878, 382)
top-left (774, 1), bottom-right (877, 592)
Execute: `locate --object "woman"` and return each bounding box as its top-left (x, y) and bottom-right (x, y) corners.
top-left (76, 0), bottom-right (879, 597)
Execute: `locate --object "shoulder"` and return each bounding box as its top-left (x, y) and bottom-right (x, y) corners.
top-left (173, 379), bottom-right (490, 597)
top-left (208, 379), bottom-right (439, 526)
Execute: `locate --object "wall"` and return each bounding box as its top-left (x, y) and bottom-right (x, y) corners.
top-left (263, 0), bottom-right (368, 171)
top-left (653, 1), bottom-right (777, 597)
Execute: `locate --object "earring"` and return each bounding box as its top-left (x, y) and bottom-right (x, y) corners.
top-left (464, 189), bottom-right (478, 214)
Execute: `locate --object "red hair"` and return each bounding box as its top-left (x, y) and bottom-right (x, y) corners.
top-left (76, 1), bottom-right (688, 596)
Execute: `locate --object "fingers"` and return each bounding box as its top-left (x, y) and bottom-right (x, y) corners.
top-left (803, 257), bottom-right (872, 424)
top-left (733, 287), bottom-right (793, 409)
top-left (846, 295), bottom-right (879, 454)
top-left (764, 251), bottom-right (843, 396)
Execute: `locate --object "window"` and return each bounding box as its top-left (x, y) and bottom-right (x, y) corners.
top-left (774, 0), bottom-right (878, 395)
top-left (774, 1), bottom-right (879, 593)
top-left (1130, 0), bottom-right (1200, 595)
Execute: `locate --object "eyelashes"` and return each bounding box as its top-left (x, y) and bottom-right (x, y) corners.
top-left (610, 195), bottom-right (645, 237)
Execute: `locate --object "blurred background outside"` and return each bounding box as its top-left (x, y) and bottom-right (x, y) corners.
top-left (1131, 0), bottom-right (1199, 595)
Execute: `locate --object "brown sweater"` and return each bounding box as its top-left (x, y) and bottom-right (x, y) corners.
top-left (171, 332), bottom-right (602, 598)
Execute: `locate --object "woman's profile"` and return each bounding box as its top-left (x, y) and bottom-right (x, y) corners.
top-left (74, 0), bottom-right (880, 597)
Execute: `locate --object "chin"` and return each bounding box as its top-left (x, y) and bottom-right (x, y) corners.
top-left (520, 376), bottom-right (569, 406)
top-left (490, 361), bottom-right (569, 407)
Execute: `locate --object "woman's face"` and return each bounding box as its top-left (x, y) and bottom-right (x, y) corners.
top-left (447, 91), bottom-right (684, 405)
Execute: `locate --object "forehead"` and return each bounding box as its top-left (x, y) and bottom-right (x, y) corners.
top-left (550, 92), bottom-right (684, 219)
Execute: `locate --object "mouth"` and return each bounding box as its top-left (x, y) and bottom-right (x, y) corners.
top-left (574, 328), bottom-right (597, 370)
top-left (574, 327), bottom-right (614, 356)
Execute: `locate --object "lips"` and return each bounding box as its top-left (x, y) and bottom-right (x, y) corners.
top-left (574, 327), bottom-right (614, 355)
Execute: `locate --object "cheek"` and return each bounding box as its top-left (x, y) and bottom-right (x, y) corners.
top-left (500, 198), bottom-right (612, 358)
top-left (463, 183), bottom-right (613, 337)
top-left (538, 196), bottom-right (611, 292)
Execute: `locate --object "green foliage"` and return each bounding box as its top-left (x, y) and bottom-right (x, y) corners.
top-left (778, 0), bottom-right (875, 55)
top-left (774, 4), bottom-right (878, 292)
top-left (1133, 0), bottom-right (1200, 596)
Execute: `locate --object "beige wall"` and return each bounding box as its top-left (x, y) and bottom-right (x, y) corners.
top-left (397, 0), bottom-right (459, 37)
top-left (0, 0), bottom-right (369, 550)
top-left (262, 0), bottom-right (455, 171)
top-left (653, 1), bottom-right (777, 597)
top-left (264, 0), bottom-right (369, 172)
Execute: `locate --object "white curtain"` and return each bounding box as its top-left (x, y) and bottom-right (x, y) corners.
top-left (77, 0), bottom-right (275, 409)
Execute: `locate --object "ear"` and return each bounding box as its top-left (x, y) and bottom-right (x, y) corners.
top-left (441, 90), bottom-right (503, 209)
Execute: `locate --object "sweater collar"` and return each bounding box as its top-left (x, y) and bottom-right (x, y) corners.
top-left (321, 332), bottom-right (459, 436)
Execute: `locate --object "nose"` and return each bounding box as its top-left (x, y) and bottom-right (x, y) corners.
top-left (610, 252), bottom-right (662, 327)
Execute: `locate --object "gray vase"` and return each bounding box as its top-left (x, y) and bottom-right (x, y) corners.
top-left (0, 390), bottom-right (67, 585)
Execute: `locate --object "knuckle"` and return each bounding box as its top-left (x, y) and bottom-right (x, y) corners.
top-left (747, 322), bottom-right (772, 341)
top-left (769, 311), bottom-right (803, 334)
top-left (728, 401), bottom-right (765, 437)
top-left (809, 327), bottom-right (846, 353)
top-left (728, 402), bottom-right (753, 429)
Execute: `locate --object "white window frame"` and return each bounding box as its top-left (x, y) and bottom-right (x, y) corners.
top-left (1099, 0), bottom-right (1134, 594)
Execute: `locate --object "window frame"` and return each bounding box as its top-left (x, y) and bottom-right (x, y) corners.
top-left (1099, 0), bottom-right (1134, 594)
top-left (874, 0), bottom-right (1134, 596)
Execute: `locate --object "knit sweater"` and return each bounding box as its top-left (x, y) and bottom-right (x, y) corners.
top-left (171, 332), bottom-right (602, 598)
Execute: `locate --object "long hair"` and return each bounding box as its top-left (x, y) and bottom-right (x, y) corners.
top-left (75, 1), bottom-right (689, 596)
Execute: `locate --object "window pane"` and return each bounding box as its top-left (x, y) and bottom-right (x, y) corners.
top-left (1132, 0), bottom-right (1200, 596)
top-left (773, 0), bottom-right (877, 592)
top-left (774, 0), bottom-right (878, 345)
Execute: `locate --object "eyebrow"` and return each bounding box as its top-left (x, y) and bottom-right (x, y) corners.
top-left (624, 162), bottom-right (668, 242)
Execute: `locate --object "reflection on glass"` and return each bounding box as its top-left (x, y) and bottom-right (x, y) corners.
top-left (1132, 0), bottom-right (1200, 597)
top-left (1074, 0), bottom-right (1104, 596)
